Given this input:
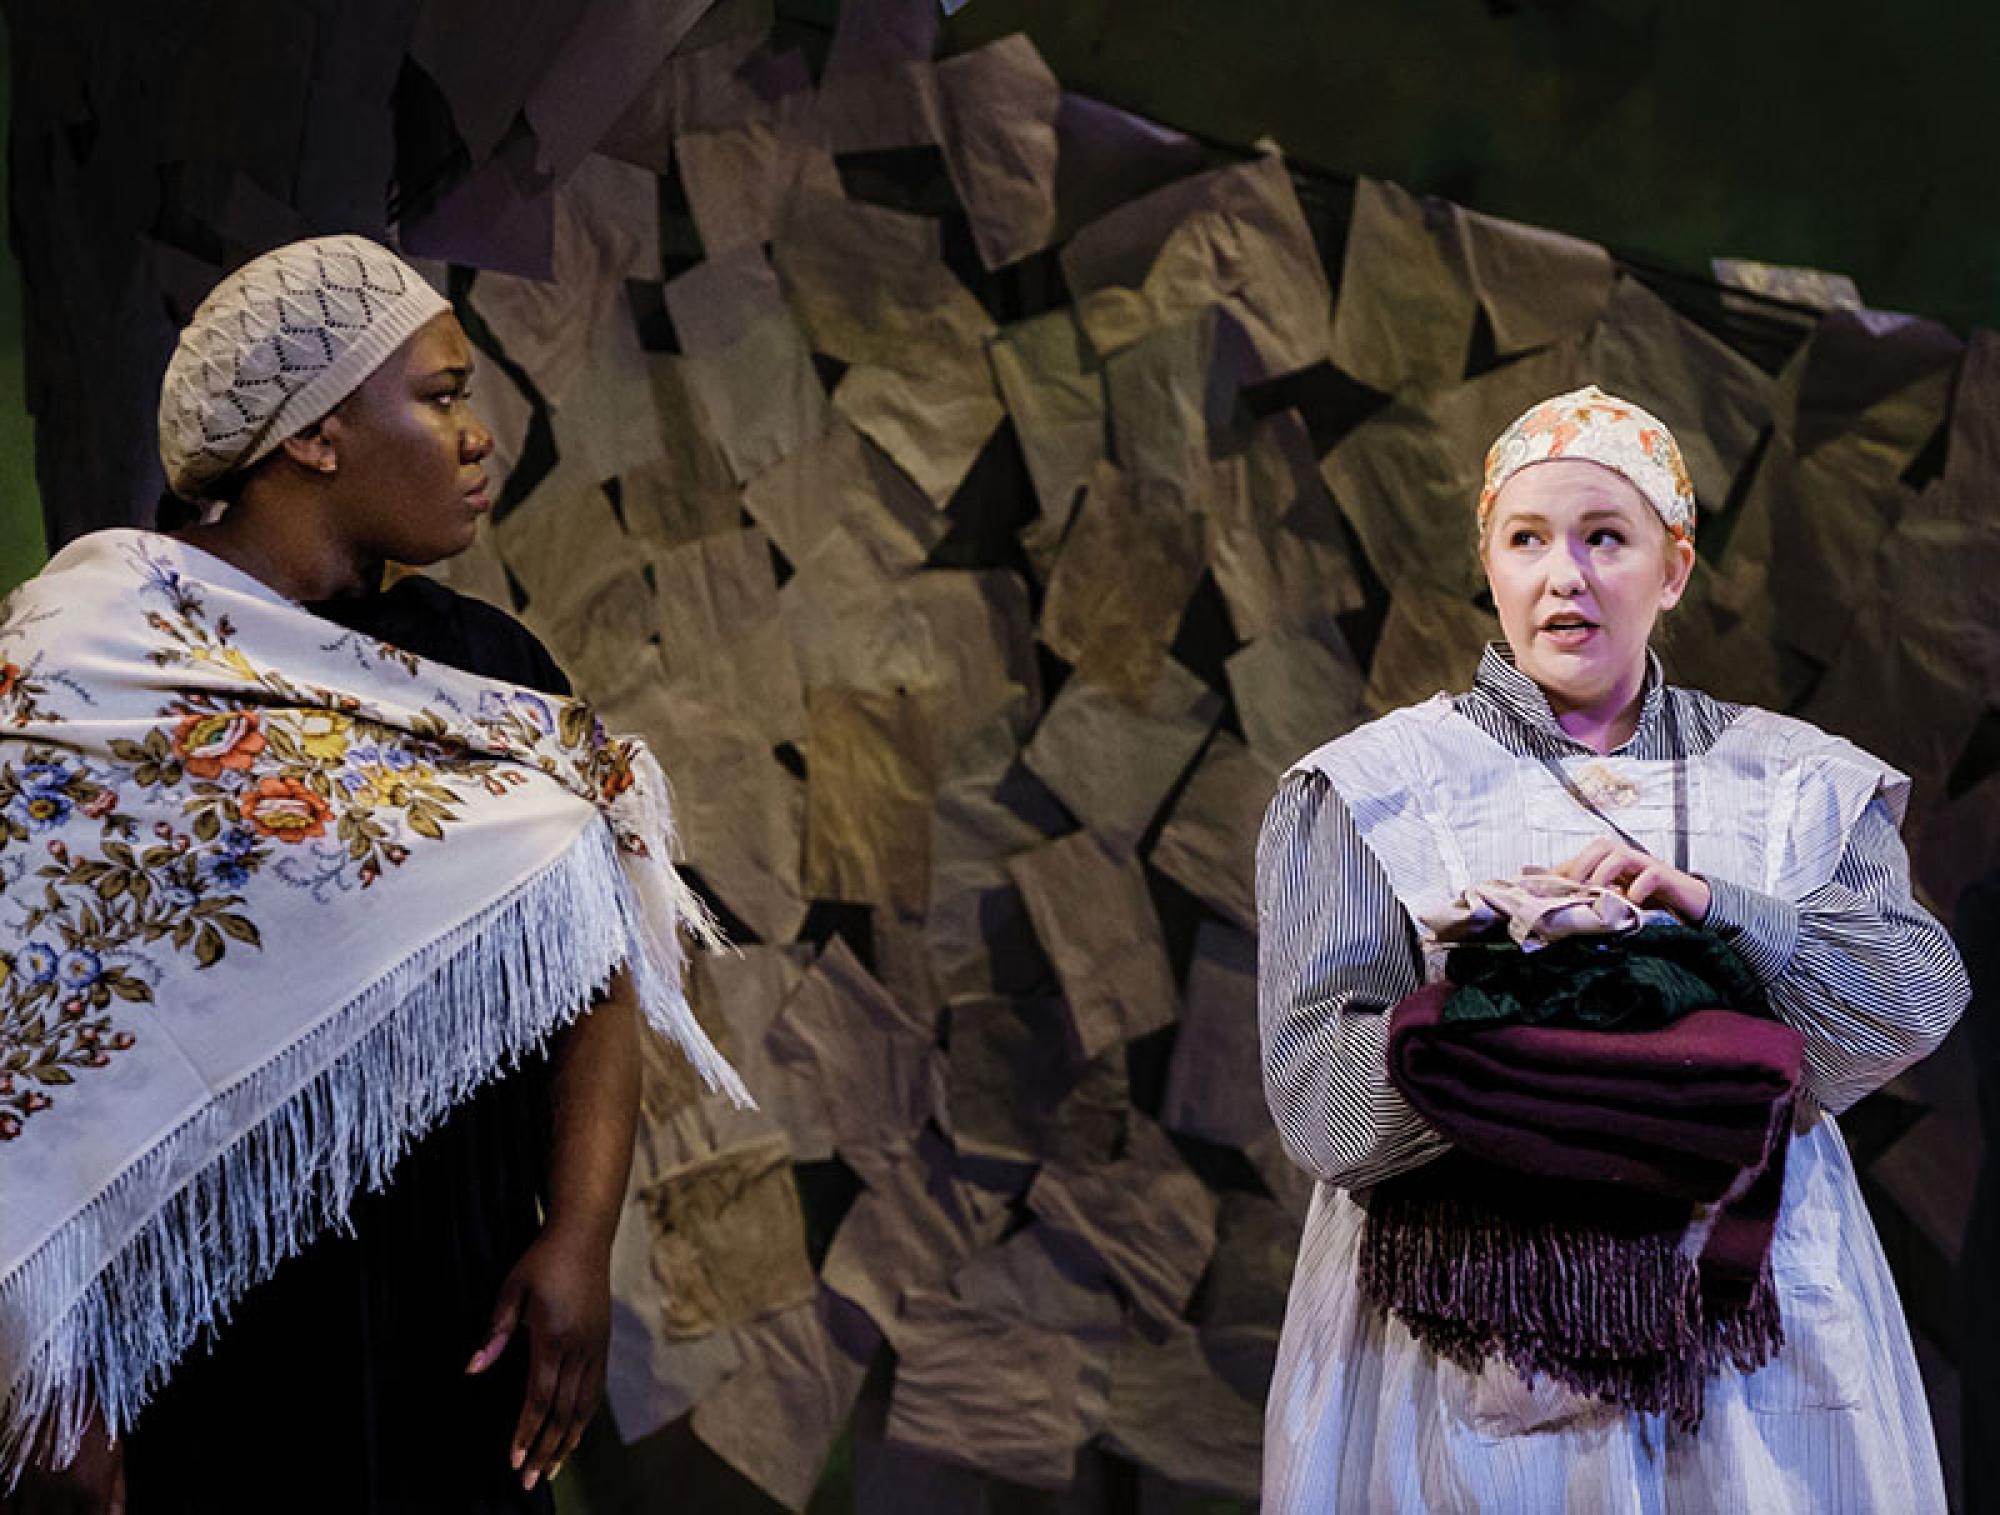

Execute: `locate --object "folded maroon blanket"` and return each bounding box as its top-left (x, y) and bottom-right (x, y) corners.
top-left (1387, 981), bottom-right (1804, 1201)
top-left (1364, 978), bottom-right (1807, 1430)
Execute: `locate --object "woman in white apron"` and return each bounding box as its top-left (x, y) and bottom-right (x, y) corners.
top-left (1257, 386), bottom-right (1967, 1513)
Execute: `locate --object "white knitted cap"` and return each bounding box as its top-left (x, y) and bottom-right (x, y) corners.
top-left (158, 235), bottom-right (452, 499)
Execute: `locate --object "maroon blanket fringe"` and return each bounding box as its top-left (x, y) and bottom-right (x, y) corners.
top-left (1360, 1169), bottom-right (1787, 1432)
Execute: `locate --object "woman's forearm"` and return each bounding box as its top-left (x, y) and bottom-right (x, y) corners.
top-left (1257, 774), bottom-right (1449, 1189)
top-left (544, 968), bottom-right (642, 1254)
top-left (1707, 800), bottom-right (1968, 1113)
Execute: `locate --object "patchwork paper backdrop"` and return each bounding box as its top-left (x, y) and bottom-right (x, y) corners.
top-left (9, 0), bottom-right (1995, 1508)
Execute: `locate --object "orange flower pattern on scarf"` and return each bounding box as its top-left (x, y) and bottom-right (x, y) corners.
top-left (1478, 385), bottom-right (1697, 545)
top-left (0, 539), bottom-right (669, 1138)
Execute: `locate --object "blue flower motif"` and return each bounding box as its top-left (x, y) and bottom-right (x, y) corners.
top-left (56, 948), bottom-right (102, 989)
top-left (17, 942), bottom-right (58, 986)
top-left (476, 690), bottom-right (554, 736)
top-left (202, 828), bottom-right (258, 888)
top-left (9, 760), bottom-right (77, 829)
top-left (203, 852), bottom-right (252, 890)
top-left (137, 551), bottom-right (200, 612)
top-left (11, 789), bottom-right (72, 831)
top-left (18, 761), bottom-right (74, 799)
top-left (160, 881), bottom-right (202, 913)
top-left (341, 740), bottom-right (417, 778)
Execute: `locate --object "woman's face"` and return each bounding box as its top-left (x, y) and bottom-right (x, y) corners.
top-left (1481, 459), bottom-right (1694, 717)
top-left (319, 312), bottom-right (494, 566)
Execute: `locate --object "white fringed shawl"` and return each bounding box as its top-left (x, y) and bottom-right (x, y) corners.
top-left (0, 530), bottom-right (747, 1480)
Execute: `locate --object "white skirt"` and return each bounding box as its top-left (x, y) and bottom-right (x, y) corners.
top-left (1263, 1118), bottom-right (1946, 1513)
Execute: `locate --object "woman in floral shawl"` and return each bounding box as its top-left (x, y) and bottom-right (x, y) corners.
top-left (1, 236), bottom-right (744, 1512)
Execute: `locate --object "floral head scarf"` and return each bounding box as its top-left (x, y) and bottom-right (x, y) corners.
top-left (1478, 385), bottom-right (1697, 545)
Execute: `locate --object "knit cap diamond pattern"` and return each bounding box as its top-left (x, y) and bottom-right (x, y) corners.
top-left (159, 235), bottom-right (450, 499)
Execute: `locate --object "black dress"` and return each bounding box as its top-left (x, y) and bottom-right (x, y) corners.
top-left (123, 577), bottom-right (569, 1514)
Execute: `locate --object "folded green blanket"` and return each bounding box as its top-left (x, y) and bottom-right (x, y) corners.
top-left (1442, 922), bottom-right (1766, 1030)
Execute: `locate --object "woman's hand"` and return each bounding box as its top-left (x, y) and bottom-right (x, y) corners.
top-left (3, 1412), bottom-right (124, 1515)
top-left (466, 973), bottom-right (637, 1491)
top-left (1545, 838), bottom-right (1712, 923)
top-left (465, 1227), bottom-right (612, 1492)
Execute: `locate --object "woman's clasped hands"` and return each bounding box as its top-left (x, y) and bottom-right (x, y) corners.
top-left (1530, 838), bottom-right (1713, 925)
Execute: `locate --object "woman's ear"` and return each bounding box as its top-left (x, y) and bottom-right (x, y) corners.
top-left (1659, 535), bottom-right (1696, 609)
top-left (277, 421), bottom-right (338, 477)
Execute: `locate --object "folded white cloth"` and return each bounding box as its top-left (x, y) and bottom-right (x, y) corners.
top-left (1418, 871), bottom-right (1670, 949)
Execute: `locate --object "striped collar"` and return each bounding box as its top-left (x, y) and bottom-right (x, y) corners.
top-left (1462, 642), bottom-right (1672, 759)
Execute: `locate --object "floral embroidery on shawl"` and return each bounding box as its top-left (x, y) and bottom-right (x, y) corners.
top-left (0, 538), bottom-right (697, 1146)
top-left (2, 530), bottom-right (745, 1483)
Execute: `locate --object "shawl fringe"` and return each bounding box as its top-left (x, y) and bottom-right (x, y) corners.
top-left (1, 821), bottom-right (712, 1484)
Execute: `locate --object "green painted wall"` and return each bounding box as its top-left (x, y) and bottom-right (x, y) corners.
top-left (935, 0), bottom-right (2000, 333)
top-left (0, 12), bottom-right (47, 594)
top-left (1, 1), bottom-right (1993, 594)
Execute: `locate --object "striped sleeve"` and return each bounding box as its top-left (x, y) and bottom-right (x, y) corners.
top-left (1255, 769), bottom-right (1450, 1189)
top-left (1705, 795), bottom-right (1969, 1114)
